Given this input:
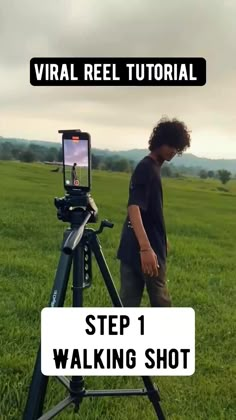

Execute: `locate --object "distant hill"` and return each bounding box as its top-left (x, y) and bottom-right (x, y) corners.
top-left (1, 136), bottom-right (235, 173)
top-left (172, 153), bottom-right (236, 173)
top-left (92, 148), bottom-right (236, 173)
top-left (0, 137), bottom-right (60, 148)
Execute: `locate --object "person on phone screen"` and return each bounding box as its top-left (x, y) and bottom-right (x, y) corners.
top-left (71, 162), bottom-right (78, 185)
top-left (117, 117), bottom-right (191, 307)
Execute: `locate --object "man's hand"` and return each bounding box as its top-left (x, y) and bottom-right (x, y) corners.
top-left (127, 205), bottom-right (160, 277)
top-left (140, 248), bottom-right (160, 277)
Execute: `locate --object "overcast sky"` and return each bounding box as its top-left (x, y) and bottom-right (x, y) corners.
top-left (64, 140), bottom-right (88, 167)
top-left (0, 0), bottom-right (235, 158)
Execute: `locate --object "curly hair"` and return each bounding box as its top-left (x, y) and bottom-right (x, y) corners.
top-left (148, 117), bottom-right (191, 154)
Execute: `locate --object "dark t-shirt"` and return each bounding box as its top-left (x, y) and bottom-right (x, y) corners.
top-left (117, 156), bottom-right (167, 270)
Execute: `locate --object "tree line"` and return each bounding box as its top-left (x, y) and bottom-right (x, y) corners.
top-left (0, 140), bottom-right (233, 184)
top-left (198, 169), bottom-right (231, 185)
top-left (162, 165), bottom-right (232, 185)
top-left (0, 141), bottom-right (60, 163)
top-left (0, 141), bottom-right (134, 173)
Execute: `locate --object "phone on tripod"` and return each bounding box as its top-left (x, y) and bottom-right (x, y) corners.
top-left (59, 129), bottom-right (91, 193)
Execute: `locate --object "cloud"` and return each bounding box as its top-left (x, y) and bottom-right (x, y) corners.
top-left (0, 0), bottom-right (235, 158)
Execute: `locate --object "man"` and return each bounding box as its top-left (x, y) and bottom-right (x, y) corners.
top-left (71, 162), bottom-right (78, 185)
top-left (117, 117), bottom-right (191, 307)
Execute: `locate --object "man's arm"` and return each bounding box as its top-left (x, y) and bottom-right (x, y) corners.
top-left (128, 205), bottom-right (151, 250)
top-left (126, 160), bottom-right (159, 276)
top-left (128, 204), bottom-right (159, 276)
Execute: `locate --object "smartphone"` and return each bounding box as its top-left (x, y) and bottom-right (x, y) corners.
top-left (59, 130), bottom-right (91, 193)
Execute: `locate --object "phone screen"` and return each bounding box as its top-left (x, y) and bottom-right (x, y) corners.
top-left (62, 132), bottom-right (91, 191)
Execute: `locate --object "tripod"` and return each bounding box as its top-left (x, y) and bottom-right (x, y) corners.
top-left (23, 194), bottom-right (166, 420)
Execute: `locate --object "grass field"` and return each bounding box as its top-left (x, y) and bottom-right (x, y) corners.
top-left (0, 161), bottom-right (235, 420)
top-left (64, 165), bottom-right (89, 187)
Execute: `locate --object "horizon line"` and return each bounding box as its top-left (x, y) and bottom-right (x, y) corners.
top-left (0, 135), bottom-right (235, 161)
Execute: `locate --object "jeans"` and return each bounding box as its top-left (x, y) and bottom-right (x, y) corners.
top-left (120, 261), bottom-right (171, 307)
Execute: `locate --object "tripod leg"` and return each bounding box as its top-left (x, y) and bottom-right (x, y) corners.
top-left (23, 239), bottom-right (73, 420)
top-left (72, 242), bottom-right (84, 307)
top-left (90, 235), bottom-right (123, 307)
top-left (68, 242), bottom-right (86, 412)
top-left (91, 235), bottom-right (166, 420)
top-left (142, 377), bottom-right (166, 420)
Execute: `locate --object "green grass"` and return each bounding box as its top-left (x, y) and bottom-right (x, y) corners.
top-left (65, 165), bottom-right (89, 187)
top-left (0, 161), bottom-right (235, 420)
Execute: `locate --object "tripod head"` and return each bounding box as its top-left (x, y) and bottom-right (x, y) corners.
top-left (54, 192), bottom-right (99, 255)
top-left (54, 192), bottom-right (114, 256)
top-left (55, 192), bottom-right (98, 225)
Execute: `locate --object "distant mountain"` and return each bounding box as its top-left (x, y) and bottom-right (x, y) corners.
top-left (93, 148), bottom-right (236, 173)
top-left (0, 137), bottom-right (61, 148)
top-left (171, 153), bottom-right (236, 172)
top-left (1, 137), bottom-right (235, 173)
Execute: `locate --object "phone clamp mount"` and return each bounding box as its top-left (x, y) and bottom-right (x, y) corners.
top-left (55, 192), bottom-right (98, 224)
top-left (23, 191), bottom-right (166, 420)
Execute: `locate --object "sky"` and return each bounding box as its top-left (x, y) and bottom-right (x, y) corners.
top-left (0, 0), bottom-right (235, 159)
top-left (64, 139), bottom-right (89, 167)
